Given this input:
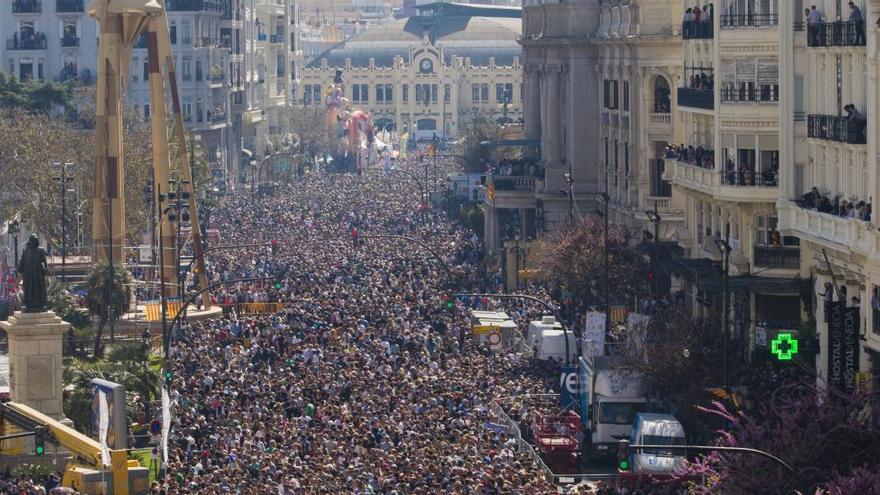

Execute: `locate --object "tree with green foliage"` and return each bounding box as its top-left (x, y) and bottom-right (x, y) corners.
top-left (457, 113), bottom-right (508, 174)
top-left (47, 279), bottom-right (90, 329)
top-left (63, 342), bottom-right (161, 432)
top-left (0, 71), bottom-right (73, 114)
top-left (84, 260), bottom-right (133, 357)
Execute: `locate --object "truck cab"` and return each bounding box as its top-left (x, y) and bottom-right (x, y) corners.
top-left (629, 413), bottom-right (687, 474)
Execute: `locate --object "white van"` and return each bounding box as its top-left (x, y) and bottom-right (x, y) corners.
top-left (535, 329), bottom-right (578, 362)
top-left (629, 413), bottom-right (687, 474)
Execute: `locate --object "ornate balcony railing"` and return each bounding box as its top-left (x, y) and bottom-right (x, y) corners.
top-left (492, 175), bottom-right (535, 192)
top-left (720, 13), bottom-right (779, 28)
top-left (165, 0), bottom-right (224, 13)
top-left (55, 0), bottom-right (83, 12)
top-left (60, 36), bottom-right (79, 48)
top-left (807, 21), bottom-right (865, 47)
top-left (682, 20), bottom-right (713, 39)
top-left (808, 114), bottom-right (866, 144)
top-left (6, 36), bottom-right (47, 50)
top-left (677, 87), bottom-right (714, 110)
top-left (12, 0), bottom-right (41, 13)
top-left (720, 86), bottom-right (779, 103)
top-left (753, 246), bottom-right (800, 269)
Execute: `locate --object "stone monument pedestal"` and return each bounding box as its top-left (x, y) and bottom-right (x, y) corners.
top-left (0, 311), bottom-right (71, 424)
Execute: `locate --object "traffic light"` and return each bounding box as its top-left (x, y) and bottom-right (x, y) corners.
top-left (440, 294), bottom-right (455, 311)
top-left (273, 278), bottom-right (283, 290)
top-left (34, 426), bottom-right (45, 456)
top-left (164, 368), bottom-right (173, 385)
top-left (617, 439), bottom-right (630, 471)
top-left (271, 239), bottom-right (278, 255)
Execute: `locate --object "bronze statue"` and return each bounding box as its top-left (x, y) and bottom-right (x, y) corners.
top-left (17, 234), bottom-right (48, 313)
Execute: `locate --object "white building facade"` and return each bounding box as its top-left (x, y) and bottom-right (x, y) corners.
top-left (1, 0), bottom-right (98, 83)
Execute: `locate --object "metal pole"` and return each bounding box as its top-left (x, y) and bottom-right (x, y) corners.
top-left (107, 168), bottom-right (115, 344)
top-left (158, 184), bottom-right (168, 360)
top-left (60, 163), bottom-right (67, 284)
top-left (653, 202), bottom-right (660, 298)
top-left (723, 246), bottom-right (729, 388)
top-left (603, 192), bottom-right (610, 337)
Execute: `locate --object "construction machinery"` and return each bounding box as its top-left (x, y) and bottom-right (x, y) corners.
top-left (0, 402), bottom-right (149, 494)
top-left (88, 0), bottom-right (210, 305)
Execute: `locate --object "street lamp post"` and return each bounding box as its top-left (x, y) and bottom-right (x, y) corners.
top-left (7, 220), bottom-right (20, 269)
top-left (600, 191), bottom-right (611, 336)
top-left (714, 238), bottom-right (732, 388)
top-left (645, 204), bottom-right (661, 299)
top-left (53, 162), bottom-right (76, 284)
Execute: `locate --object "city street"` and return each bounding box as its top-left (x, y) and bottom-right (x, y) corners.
top-left (156, 157), bottom-right (575, 493)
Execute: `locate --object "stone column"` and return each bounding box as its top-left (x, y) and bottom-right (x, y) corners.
top-left (544, 68), bottom-right (561, 167)
top-left (524, 65), bottom-right (542, 158)
top-left (0, 311), bottom-right (70, 423)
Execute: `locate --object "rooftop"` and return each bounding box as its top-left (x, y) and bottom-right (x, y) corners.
top-left (306, 8), bottom-right (522, 68)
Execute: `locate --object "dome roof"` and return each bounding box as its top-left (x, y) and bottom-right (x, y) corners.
top-left (305, 15), bottom-right (522, 69)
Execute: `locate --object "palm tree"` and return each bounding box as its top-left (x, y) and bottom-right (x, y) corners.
top-left (84, 259), bottom-right (132, 357)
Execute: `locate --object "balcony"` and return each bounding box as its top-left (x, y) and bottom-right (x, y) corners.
top-left (720, 86), bottom-right (778, 103)
top-left (666, 157), bottom-right (779, 203)
top-left (808, 114), bottom-right (866, 145)
top-left (682, 20), bottom-right (713, 39)
top-left (270, 34), bottom-right (284, 44)
top-left (55, 0), bottom-right (83, 12)
top-left (12, 0), bottom-right (41, 13)
top-left (210, 72), bottom-right (225, 83)
top-left (677, 87), bottom-right (714, 111)
top-left (6, 36), bottom-right (47, 50)
top-left (493, 175), bottom-right (535, 192)
top-left (720, 14), bottom-right (779, 28)
top-left (780, 203), bottom-right (879, 256)
top-left (165, 0), bottom-right (224, 13)
top-left (807, 21), bottom-right (865, 47)
top-left (60, 37), bottom-right (79, 48)
top-left (753, 246), bottom-right (800, 269)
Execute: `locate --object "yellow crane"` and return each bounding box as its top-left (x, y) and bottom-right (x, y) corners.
top-left (88, 0), bottom-right (210, 305)
top-left (1, 402), bottom-right (148, 494)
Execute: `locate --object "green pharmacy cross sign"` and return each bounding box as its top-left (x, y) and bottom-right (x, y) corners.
top-left (771, 333), bottom-right (799, 361)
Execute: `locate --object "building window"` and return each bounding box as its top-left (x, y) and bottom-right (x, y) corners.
top-left (170, 23), bottom-right (176, 44)
top-left (360, 84), bottom-right (368, 103)
top-left (144, 104), bottom-right (150, 119)
top-left (385, 84), bottom-right (393, 103)
top-left (612, 80), bottom-right (619, 109)
top-left (402, 84), bottom-right (408, 102)
top-left (444, 84), bottom-right (451, 104)
top-left (303, 84), bottom-right (312, 104)
top-left (505, 83), bottom-right (513, 102)
top-left (353, 84), bottom-right (361, 102)
top-left (416, 84), bottom-right (423, 103)
top-left (755, 215), bottom-right (779, 246)
top-left (697, 202), bottom-right (704, 243)
top-left (143, 61), bottom-right (148, 81)
top-left (496, 83), bottom-right (505, 103)
top-left (196, 97), bottom-right (203, 123)
top-left (313, 85), bottom-right (320, 103)
top-left (603, 79), bottom-right (610, 108)
top-left (472, 83), bottom-right (479, 102)
top-left (431, 84), bottom-right (438, 103)
top-left (182, 100), bottom-right (192, 122)
top-left (182, 58), bottom-right (192, 82)
top-left (481, 83), bottom-right (489, 102)
top-left (376, 84), bottom-right (384, 103)
top-left (623, 81), bottom-right (630, 111)
top-left (195, 61), bottom-right (203, 82)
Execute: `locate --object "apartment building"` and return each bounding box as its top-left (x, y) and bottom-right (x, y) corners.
top-left (123, 0), bottom-right (298, 189)
top-left (594, 0), bottom-right (685, 244)
top-left (1, 0), bottom-right (98, 83)
top-left (777, 0), bottom-right (880, 392)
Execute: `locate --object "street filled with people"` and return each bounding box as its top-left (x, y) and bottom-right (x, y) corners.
top-left (156, 156), bottom-right (563, 494)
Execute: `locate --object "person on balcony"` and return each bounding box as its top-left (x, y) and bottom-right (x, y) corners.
top-left (769, 227), bottom-right (782, 248)
top-left (684, 8), bottom-right (694, 37)
top-left (844, 104), bottom-right (866, 143)
top-left (849, 2), bottom-right (865, 45)
top-left (808, 6), bottom-right (824, 45)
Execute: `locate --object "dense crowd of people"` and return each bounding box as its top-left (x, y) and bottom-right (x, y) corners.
top-left (155, 156), bottom-right (564, 494)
